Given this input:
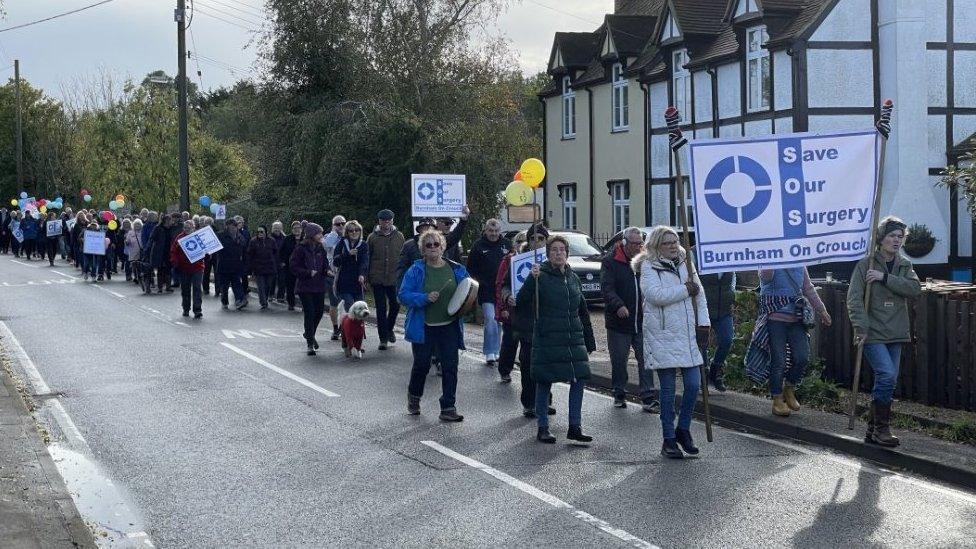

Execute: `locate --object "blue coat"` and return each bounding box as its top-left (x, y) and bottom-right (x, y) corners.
top-left (20, 216), bottom-right (39, 240)
top-left (398, 259), bottom-right (468, 346)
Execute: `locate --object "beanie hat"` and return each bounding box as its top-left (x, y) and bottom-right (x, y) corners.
top-left (527, 222), bottom-right (549, 240)
top-left (877, 216), bottom-right (907, 242)
top-left (378, 209), bottom-right (394, 221)
top-left (304, 222), bottom-right (324, 239)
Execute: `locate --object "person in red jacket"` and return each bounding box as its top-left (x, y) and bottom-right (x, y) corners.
top-left (170, 220), bottom-right (206, 318)
top-left (494, 230), bottom-right (527, 384)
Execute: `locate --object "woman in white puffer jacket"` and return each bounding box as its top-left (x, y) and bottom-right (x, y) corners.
top-left (634, 225), bottom-right (709, 459)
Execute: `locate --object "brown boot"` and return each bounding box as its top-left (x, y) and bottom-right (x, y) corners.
top-left (772, 395), bottom-right (791, 417)
top-left (783, 384), bottom-right (801, 411)
top-left (864, 404), bottom-right (875, 443)
top-left (869, 402), bottom-right (900, 447)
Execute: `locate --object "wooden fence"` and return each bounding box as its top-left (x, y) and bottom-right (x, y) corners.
top-left (816, 281), bottom-right (976, 411)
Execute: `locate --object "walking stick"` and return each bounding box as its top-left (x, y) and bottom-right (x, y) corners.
top-left (665, 106), bottom-right (713, 442)
top-left (847, 100), bottom-right (894, 430)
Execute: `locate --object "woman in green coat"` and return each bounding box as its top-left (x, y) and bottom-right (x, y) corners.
top-left (847, 216), bottom-right (921, 447)
top-left (517, 235), bottom-right (596, 444)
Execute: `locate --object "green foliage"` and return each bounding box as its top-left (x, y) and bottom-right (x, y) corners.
top-left (940, 146), bottom-right (976, 217)
top-left (937, 419), bottom-right (976, 444)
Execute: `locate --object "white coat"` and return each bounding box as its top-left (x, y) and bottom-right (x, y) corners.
top-left (634, 250), bottom-right (710, 370)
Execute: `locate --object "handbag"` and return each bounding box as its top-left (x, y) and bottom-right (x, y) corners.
top-left (785, 269), bottom-right (816, 329)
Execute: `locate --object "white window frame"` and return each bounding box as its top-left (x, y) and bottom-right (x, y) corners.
top-left (672, 49), bottom-right (691, 120)
top-left (561, 184), bottom-right (578, 230)
top-left (746, 25), bottom-right (771, 113)
top-left (562, 76), bottom-right (576, 139)
top-left (611, 181), bottom-right (630, 234)
top-left (735, 0), bottom-right (758, 17)
top-left (611, 63), bottom-right (629, 132)
top-left (674, 177), bottom-right (695, 234)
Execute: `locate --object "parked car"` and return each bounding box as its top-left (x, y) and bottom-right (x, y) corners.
top-left (601, 226), bottom-right (699, 254)
top-left (550, 230), bottom-right (605, 303)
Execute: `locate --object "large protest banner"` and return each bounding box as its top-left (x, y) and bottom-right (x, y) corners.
top-left (83, 230), bottom-right (107, 255)
top-left (46, 220), bottom-right (62, 237)
top-left (178, 225), bottom-right (223, 263)
top-left (510, 248), bottom-right (546, 297)
top-left (688, 130), bottom-right (879, 274)
top-left (411, 174), bottom-right (466, 217)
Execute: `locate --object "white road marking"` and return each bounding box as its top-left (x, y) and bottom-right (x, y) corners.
top-left (422, 441), bottom-right (660, 549)
top-left (11, 259), bottom-right (38, 268)
top-left (221, 343), bottom-right (340, 398)
top-left (93, 285), bottom-right (126, 299)
top-left (51, 269), bottom-right (79, 280)
top-left (0, 320), bottom-right (53, 395)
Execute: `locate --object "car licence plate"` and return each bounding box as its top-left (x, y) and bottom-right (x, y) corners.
top-left (582, 282), bottom-right (600, 292)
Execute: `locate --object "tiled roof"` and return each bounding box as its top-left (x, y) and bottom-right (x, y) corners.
top-left (628, 42), bottom-right (662, 75)
top-left (766, 1), bottom-right (835, 47)
top-left (757, 0), bottom-right (808, 13)
top-left (686, 26), bottom-right (739, 68)
top-left (669, 0), bottom-right (729, 36)
top-left (553, 32), bottom-right (600, 68)
top-left (605, 15), bottom-right (657, 54)
top-left (615, 0), bottom-right (664, 16)
top-left (574, 59), bottom-right (608, 87)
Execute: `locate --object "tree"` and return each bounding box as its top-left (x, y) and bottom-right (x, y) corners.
top-left (939, 137), bottom-right (976, 218)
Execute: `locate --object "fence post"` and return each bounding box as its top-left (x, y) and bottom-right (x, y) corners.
top-left (916, 293), bottom-right (931, 405)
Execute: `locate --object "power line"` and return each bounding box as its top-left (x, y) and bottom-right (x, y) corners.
top-left (194, 7), bottom-right (261, 31)
top-left (203, 0), bottom-right (266, 18)
top-left (189, 27), bottom-right (205, 89)
top-left (193, 52), bottom-right (254, 75)
top-left (0, 0), bottom-right (117, 34)
top-left (194, 1), bottom-right (265, 27)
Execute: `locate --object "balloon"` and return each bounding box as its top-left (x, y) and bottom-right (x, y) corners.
top-left (108, 220), bottom-right (118, 230)
top-left (101, 211), bottom-right (113, 222)
top-left (520, 158), bottom-right (546, 188)
top-left (210, 203), bottom-right (219, 214)
top-left (39, 206), bottom-right (47, 214)
top-left (84, 194), bottom-right (92, 203)
top-left (110, 200), bottom-right (120, 210)
top-left (118, 200), bottom-right (125, 208)
top-left (199, 195), bottom-right (211, 207)
top-left (19, 191), bottom-right (27, 199)
top-left (115, 194), bottom-right (125, 202)
top-left (514, 170), bottom-right (523, 181)
top-left (505, 180), bottom-right (533, 207)
top-left (37, 199), bottom-right (46, 207)
top-left (80, 189), bottom-right (89, 196)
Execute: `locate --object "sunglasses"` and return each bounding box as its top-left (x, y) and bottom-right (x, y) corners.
top-left (532, 235), bottom-right (547, 242)
top-left (347, 229), bottom-right (361, 233)
top-left (424, 242), bottom-right (442, 249)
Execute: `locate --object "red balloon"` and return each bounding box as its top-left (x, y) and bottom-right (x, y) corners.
top-left (80, 189), bottom-right (89, 196)
top-left (101, 211), bottom-right (113, 222)
top-left (37, 199), bottom-right (46, 207)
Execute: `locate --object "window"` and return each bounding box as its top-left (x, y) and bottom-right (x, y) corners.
top-left (746, 26), bottom-right (771, 112)
top-left (672, 49), bottom-right (691, 119)
top-left (674, 177), bottom-right (695, 233)
top-left (735, 0), bottom-right (758, 17)
top-left (562, 76), bottom-right (576, 138)
top-left (611, 63), bottom-right (629, 131)
top-left (561, 184), bottom-right (578, 230)
top-left (611, 181), bottom-right (630, 234)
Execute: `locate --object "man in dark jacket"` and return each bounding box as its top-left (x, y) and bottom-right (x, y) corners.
top-left (367, 209), bottom-right (406, 350)
top-left (466, 218), bottom-right (511, 367)
top-left (278, 221), bottom-right (301, 310)
top-left (601, 226), bottom-right (658, 411)
top-left (701, 271), bottom-right (736, 392)
top-left (170, 220), bottom-right (205, 318)
top-left (217, 219), bottom-right (249, 310)
top-left (148, 215), bottom-right (175, 292)
top-left (0, 207), bottom-right (10, 254)
top-left (247, 225), bottom-right (279, 309)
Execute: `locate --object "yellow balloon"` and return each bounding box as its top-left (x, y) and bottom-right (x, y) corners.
top-left (108, 220), bottom-right (118, 230)
top-left (9, 199), bottom-right (16, 206)
top-left (118, 200), bottom-right (125, 208)
top-left (520, 158), bottom-right (546, 188)
top-left (505, 180), bottom-right (533, 206)
top-left (40, 206), bottom-right (47, 214)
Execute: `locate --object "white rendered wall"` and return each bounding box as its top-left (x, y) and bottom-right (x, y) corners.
top-left (806, 50), bottom-right (874, 108)
top-left (810, 0), bottom-right (872, 41)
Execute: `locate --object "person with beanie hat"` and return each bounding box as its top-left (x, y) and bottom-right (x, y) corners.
top-left (290, 222), bottom-right (329, 355)
top-left (847, 215), bottom-right (920, 447)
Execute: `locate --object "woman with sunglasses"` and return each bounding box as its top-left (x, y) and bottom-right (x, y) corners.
top-left (332, 220), bottom-right (370, 311)
top-left (399, 230), bottom-right (470, 422)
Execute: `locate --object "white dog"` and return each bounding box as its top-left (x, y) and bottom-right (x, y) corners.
top-left (338, 300), bottom-right (370, 359)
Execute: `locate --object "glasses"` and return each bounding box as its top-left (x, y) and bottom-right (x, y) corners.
top-left (334, 222), bottom-right (345, 226)
top-left (661, 240), bottom-right (680, 247)
top-left (424, 242), bottom-right (442, 249)
top-left (532, 235), bottom-right (547, 242)
top-left (257, 231), bottom-right (266, 234)
top-left (348, 229), bottom-right (361, 233)
top-left (625, 239), bottom-right (643, 246)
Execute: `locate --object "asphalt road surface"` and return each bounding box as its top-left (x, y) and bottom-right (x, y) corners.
top-left (2, 256), bottom-right (975, 548)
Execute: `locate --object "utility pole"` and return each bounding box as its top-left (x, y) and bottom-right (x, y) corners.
top-left (175, 0), bottom-right (190, 211)
top-left (14, 59), bottom-right (23, 190)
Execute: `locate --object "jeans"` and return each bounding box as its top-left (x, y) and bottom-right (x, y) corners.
top-left (710, 314), bottom-right (734, 370)
top-left (255, 273), bottom-right (275, 307)
top-left (85, 254), bottom-right (103, 277)
top-left (767, 320), bottom-right (810, 395)
top-left (218, 270), bottom-right (246, 305)
top-left (536, 381), bottom-right (583, 429)
top-left (607, 329), bottom-right (656, 401)
top-left (657, 367), bottom-right (701, 440)
top-left (372, 284), bottom-right (399, 343)
top-left (864, 343), bottom-right (903, 405)
top-left (481, 303), bottom-right (501, 359)
top-left (181, 271), bottom-right (203, 314)
top-left (299, 292), bottom-right (326, 341)
top-left (498, 324), bottom-right (519, 377)
top-left (409, 323), bottom-right (461, 411)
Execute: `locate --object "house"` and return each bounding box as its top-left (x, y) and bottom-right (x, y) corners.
top-left (539, 0), bottom-right (976, 278)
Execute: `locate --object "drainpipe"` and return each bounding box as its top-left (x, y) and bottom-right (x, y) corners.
top-left (539, 96), bottom-right (548, 223)
top-left (588, 88), bottom-right (595, 235)
top-left (641, 81), bottom-right (650, 225)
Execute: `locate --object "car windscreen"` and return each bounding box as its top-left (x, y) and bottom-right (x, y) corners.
top-left (563, 234), bottom-right (603, 257)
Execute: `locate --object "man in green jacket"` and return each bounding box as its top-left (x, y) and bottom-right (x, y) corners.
top-left (368, 209), bottom-right (406, 350)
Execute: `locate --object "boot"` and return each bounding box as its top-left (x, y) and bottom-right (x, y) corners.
top-left (536, 427), bottom-right (556, 444)
top-left (709, 364), bottom-right (727, 393)
top-left (783, 384), bottom-right (801, 411)
top-left (566, 425), bottom-right (592, 444)
top-left (772, 395), bottom-right (791, 417)
top-left (407, 394), bottom-right (421, 416)
top-left (869, 402), bottom-right (900, 447)
top-left (675, 428), bottom-right (699, 455)
top-left (661, 439), bottom-right (683, 459)
top-left (864, 404), bottom-right (875, 443)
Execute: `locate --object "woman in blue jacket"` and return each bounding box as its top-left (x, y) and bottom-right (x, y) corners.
top-left (20, 212), bottom-right (39, 260)
top-left (399, 229), bottom-right (469, 423)
top-left (332, 220), bottom-right (369, 309)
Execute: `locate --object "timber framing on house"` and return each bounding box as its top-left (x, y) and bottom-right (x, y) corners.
top-left (539, 0), bottom-right (976, 279)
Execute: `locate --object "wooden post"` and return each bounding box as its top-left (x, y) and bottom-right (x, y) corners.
top-left (847, 99), bottom-right (894, 429)
top-left (665, 106), bottom-right (713, 442)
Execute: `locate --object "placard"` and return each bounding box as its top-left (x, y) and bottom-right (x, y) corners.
top-left (83, 230), bottom-right (106, 255)
top-left (215, 204), bottom-right (226, 220)
top-left (687, 129), bottom-right (879, 274)
top-left (11, 221), bottom-right (23, 243)
top-left (66, 219), bottom-right (77, 231)
top-left (177, 225), bottom-right (223, 263)
top-left (509, 248), bottom-right (546, 297)
top-left (411, 174), bottom-right (466, 217)
top-left (46, 221), bottom-right (62, 237)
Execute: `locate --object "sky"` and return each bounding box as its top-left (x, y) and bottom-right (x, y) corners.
top-left (1, 0), bottom-right (613, 103)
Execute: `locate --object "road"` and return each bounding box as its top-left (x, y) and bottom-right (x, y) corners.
top-left (1, 255), bottom-right (975, 548)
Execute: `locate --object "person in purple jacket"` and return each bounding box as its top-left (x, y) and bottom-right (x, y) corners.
top-left (246, 225), bottom-right (279, 310)
top-left (290, 222), bottom-right (328, 355)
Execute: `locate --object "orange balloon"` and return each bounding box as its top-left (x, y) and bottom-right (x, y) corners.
top-left (514, 170), bottom-right (523, 181)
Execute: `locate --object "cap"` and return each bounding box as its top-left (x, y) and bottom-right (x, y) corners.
top-left (527, 222), bottom-right (549, 240)
top-left (377, 209), bottom-right (394, 221)
top-left (417, 217), bottom-right (436, 228)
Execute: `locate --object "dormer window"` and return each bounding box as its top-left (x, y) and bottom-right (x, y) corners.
top-left (562, 76), bottom-right (576, 139)
top-left (661, 11), bottom-right (681, 42)
top-left (672, 49), bottom-right (690, 119)
top-left (746, 26), bottom-right (770, 112)
top-left (735, 0), bottom-right (760, 17)
top-left (611, 63), bottom-right (629, 132)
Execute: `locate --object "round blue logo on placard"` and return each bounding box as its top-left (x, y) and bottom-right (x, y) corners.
top-left (703, 155), bottom-right (772, 224)
top-left (516, 262), bottom-right (532, 283)
top-left (417, 182), bottom-right (435, 200)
